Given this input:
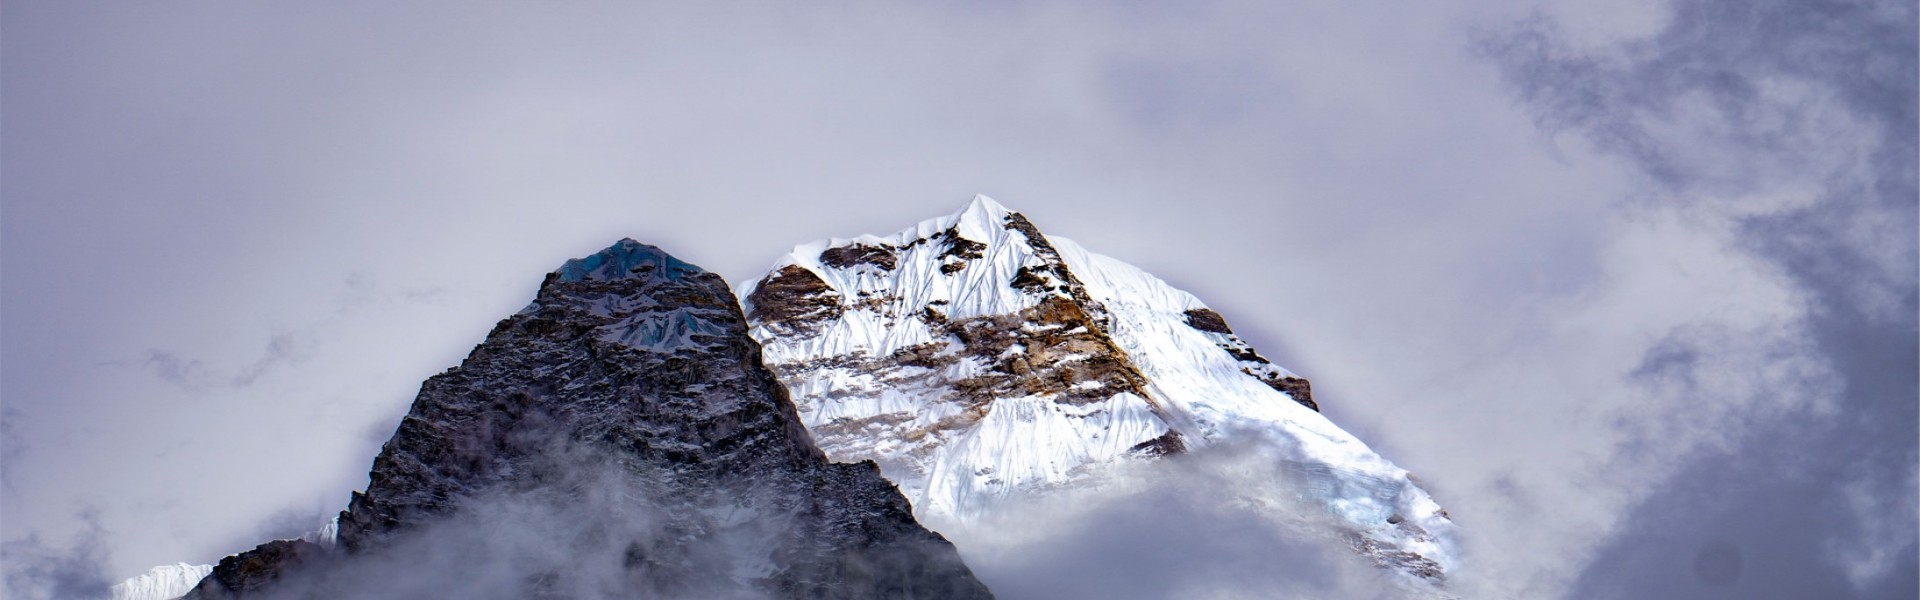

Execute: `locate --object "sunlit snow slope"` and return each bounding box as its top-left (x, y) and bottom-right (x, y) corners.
top-left (112, 563), bottom-right (212, 600)
top-left (741, 195), bottom-right (1458, 580)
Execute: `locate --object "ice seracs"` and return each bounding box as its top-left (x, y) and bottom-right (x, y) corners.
top-left (742, 195), bottom-right (1458, 580)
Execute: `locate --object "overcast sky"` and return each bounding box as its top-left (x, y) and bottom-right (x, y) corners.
top-left (3, 1), bottom-right (1914, 598)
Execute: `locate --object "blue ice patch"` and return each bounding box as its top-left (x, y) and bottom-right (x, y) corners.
top-left (556, 239), bottom-right (707, 283)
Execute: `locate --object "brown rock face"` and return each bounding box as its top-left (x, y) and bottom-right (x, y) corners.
top-left (1183, 308), bottom-right (1234, 334)
top-left (1183, 309), bottom-right (1320, 412)
top-left (1251, 371), bottom-right (1318, 412)
top-left (751, 208), bottom-right (1175, 464)
top-left (937, 229), bottom-right (987, 274)
top-left (1127, 430), bottom-right (1188, 457)
top-left (943, 296), bottom-right (1152, 408)
top-left (746, 264), bottom-right (844, 334)
top-left (820, 244), bottom-right (898, 271)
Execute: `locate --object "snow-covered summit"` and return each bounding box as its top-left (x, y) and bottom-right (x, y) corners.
top-left (743, 195), bottom-right (1458, 581)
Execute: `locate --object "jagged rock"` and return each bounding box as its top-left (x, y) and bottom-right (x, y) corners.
top-left (819, 243), bottom-right (898, 271)
top-left (1250, 370), bottom-right (1318, 412)
top-left (746, 265), bottom-right (844, 335)
top-left (183, 540), bottom-right (322, 599)
top-left (1182, 308), bottom-right (1234, 334)
top-left (1184, 309), bottom-right (1318, 411)
top-left (186, 239), bottom-right (991, 600)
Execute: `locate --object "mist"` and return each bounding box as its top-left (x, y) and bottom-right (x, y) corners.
top-left (931, 440), bottom-right (1445, 599)
top-left (4, 1), bottom-right (1912, 598)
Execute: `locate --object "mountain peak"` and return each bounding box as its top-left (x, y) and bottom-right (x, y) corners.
top-left (179, 238), bottom-right (992, 599)
top-left (955, 193), bottom-right (1013, 222)
top-left (940, 194), bottom-right (1017, 244)
top-left (554, 238), bottom-right (705, 283)
top-left (744, 200), bottom-right (1457, 582)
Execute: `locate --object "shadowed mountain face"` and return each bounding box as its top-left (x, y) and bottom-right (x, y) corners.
top-left (186, 240), bottom-right (992, 600)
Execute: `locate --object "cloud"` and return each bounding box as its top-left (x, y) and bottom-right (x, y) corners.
top-left (133, 329), bottom-right (306, 390)
top-left (261, 459), bottom-right (775, 600)
top-left (2, 509), bottom-right (114, 600)
top-left (218, 431), bottom-right (894, 600)
top-left (137, 349), bottom-right (212, 389)
top-left (241, 505), bottom-right (339, 551)
top-left (126, 272), bottom-right (445, 390)
top-left (933, 441), bottom-right (1440, 600)
top-left (1, 408), bottom-right (25, 493)
top-left (3, 1), bottom-right (1910, 595)
top-left (1479, 0), bottom-right (1918, 596)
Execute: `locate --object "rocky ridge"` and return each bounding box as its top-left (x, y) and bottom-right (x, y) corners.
top-left (181, 240), bottom-right (992, 600)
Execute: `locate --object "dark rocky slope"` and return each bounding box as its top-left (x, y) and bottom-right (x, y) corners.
top-left (187, 239), bottom-right (992, 600)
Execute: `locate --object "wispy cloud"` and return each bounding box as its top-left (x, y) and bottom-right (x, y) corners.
top-left (935, 441), bottom-right (1425, 599)
top-left (2, 509), bottom-right (113, 600)
top-left (3, 1), bottom-right (1910, 595)
top-left (0, 408), bottom-right (25, 494)
top-left (1479, 0), bottom-right (1917, 596)
top-left (124, 272), bottom-right (446, 390)
top-left (133, 329), bottom-right (307, 391)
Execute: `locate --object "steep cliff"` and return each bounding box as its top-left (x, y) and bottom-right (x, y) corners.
top-left (185, 240), bottom-right (992, 600)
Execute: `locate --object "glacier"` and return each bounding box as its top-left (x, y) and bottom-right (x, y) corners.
top-left (741, 195), bottom-right (1459, 582)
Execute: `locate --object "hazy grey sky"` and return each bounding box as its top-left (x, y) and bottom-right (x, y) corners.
top-left (3, 1), bottom-right (1912, 598)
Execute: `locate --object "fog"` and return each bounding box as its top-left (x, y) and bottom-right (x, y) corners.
top-left (4, 1), bottom-right (1912, 598)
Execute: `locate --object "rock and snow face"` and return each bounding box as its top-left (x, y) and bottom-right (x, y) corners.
top-left (742, 196), bottom-right (1458, 581)
top-left (113, 563), bottom-right (214, 600)
top-left (112, 520), bottom-right (335, 600)
top-left (178, 240), bottom-right (991, 599)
